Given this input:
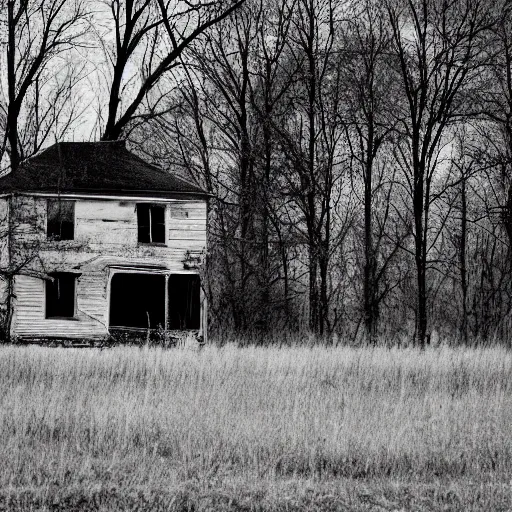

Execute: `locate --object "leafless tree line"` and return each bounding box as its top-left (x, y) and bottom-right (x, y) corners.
top-left (1, 0), bottom-right (512, 345)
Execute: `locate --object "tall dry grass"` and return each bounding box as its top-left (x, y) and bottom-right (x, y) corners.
top-left (0, 343), bottom-right (511, 493)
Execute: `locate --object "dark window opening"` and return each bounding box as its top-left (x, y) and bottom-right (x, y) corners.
top-left (47, 200), bottom-right (74, 240)
top-left (137, 204), bottom-right (165, 244)
top-left (109, 273), bottom-right (165, 329)
top-left (169, 274), bottom-right (201, 330)
top-left (46, 273), bottom-right (76, 318)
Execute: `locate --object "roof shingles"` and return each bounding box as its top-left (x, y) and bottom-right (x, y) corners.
top-left (0, 141), bottom-right (207, 198)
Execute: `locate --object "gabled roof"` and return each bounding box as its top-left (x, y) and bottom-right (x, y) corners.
top-left (0, 141), bottom-right (208, 198)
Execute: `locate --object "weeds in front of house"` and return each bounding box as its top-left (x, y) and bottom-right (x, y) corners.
top-left (0, 344), bottom-right (511, 509)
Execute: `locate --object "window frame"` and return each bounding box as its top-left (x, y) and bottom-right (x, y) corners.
top-left (47, 199), bottom-right (75, 241)
top-left (136, 203), bottom-right (167, 245)
top-left (45, 272), bottom-right (78, 320)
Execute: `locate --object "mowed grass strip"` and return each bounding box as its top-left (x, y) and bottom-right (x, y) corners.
top-left (0, 344), bottom-right (511, 509)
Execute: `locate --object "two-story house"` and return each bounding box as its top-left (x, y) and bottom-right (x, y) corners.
top-left (0, 141), bottom-right (208, 343)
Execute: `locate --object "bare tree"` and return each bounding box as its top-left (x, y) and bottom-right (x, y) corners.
top-left (386, 0), bottom-right (491, 346)
top-left (468, 1), bottom-right (512, 250)
top-left (248, 0), bottom-right (297, 328)
top-left (0, 195), bottom-right (49, 339)
top-left (340, 0), bottom-right (405, 342)
top-left (99, 0), bottom-right (247, 141)
top-left (271, 0), bottom-right (354, 335)
top-left (1, 0), bottom-right (89, 171)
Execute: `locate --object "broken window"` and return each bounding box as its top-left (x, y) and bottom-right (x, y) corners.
top-left (168, 274), bottom-right (201, 330)
top-left (109, 273), bottom-right (165, 329)
top-left (46, 273), bottom-right (76, 318)
top-left (47, 200), bottom-right (74, 240)
top-left (137, 204), bottom-right (165, 244)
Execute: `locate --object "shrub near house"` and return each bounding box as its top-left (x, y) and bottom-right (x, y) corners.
top-left (0, 141), bottom-right (208, 343)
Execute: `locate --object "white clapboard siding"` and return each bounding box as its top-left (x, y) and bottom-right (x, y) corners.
top-left (76, 201), bottom-right (138, 245)
top-left (77, 222), bottom-right (138, 245)
top-left (168, 229), bottom-right (207, 241)
top-left (145, 239), bottom-right (206, 252)
top-left (168, 203), bottom-right (206, 244)
top-left (10, 196), bottom-right (207, 339)
top-left (0, 199), bottom-right (9, 268)
top-left (168, 221), bottom-right (206, 231)
top-left (12, 197), bottom-right (46, 243)
top-left (13, 276), bottom-right (108, 339)
top-left (76, 272), bottom-right (108, 321)
top-left (0, 198), bottom-right (8, 217)
top-left (170, 202), bottom-right (207, 220)
top-left (75, 201), bottom-right (136, 221)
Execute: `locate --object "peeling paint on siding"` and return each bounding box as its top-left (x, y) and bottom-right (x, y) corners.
top-left (5, 196), bottom-right (207, 341)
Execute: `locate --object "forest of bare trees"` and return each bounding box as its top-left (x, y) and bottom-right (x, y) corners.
top-left (1, 0), bottom-right (512, 345)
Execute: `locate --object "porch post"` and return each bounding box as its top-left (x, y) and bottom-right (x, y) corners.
top-left (164, 274), bottom-right (169, 332)
top-left (199, 280), bottom-right (207, 344)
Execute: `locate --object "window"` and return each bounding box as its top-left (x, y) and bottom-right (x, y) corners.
top-left (47, 200), bottom-right (74, 240)
top-left (46, 273), bottom-right (77, 318)
top-left (137, 204), bottom-right (166, 244)
top-left (168, 274), bottom-right (201, 329)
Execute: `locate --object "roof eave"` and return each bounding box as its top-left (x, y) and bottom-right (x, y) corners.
top-left (0, 188), bottom-right (212, 200)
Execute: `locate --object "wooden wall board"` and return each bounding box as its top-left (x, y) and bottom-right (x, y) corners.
top-left (6, 195), bottom-right (208, 340)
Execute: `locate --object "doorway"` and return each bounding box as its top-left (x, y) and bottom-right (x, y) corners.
top-left (109, 273), bottom-right (165, 329)
top-left (168, 274), bottom-right (201, 330)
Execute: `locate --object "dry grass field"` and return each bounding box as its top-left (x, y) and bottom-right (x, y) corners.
top-left (0, 343), bottom-right (512, 511)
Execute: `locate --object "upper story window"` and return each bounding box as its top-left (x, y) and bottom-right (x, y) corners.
top-left (47, 200), bottom-right (74, 240)
top-left (137, 204), bottom-right (165, 244)
top-left (46, 272), bottom-right (76, 319)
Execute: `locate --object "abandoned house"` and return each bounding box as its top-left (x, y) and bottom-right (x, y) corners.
top-left (0, 141), bottom-right (208, 343)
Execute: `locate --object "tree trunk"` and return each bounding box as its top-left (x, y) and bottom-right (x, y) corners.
top-left (260, 110), bottom-right (272, 330)
top-left (306, 0), bottom-right (319, 334)
top-left (416, 258), bottom-right (428, 347)
top-left (309, 245), bottom-right (319, 332)
top-left (363, 154), bottom-right (377, 343)
top-left (460, 176), bottom-right (468, 344)
top-left (414, 171), bottom-right (428, 347)
top-left (6, 0), bottom-right (20, 172)
top-left (3, 195), bottom-right (14, 341)
top-left (238, 129), bottom-right (253, 331)
top-left (319, 242), bottom-right (329, 336)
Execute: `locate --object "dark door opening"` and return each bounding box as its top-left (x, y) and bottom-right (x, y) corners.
top-left (109, 273), bottom-right (165, 329)
top-left (168, 274), bottom-right (201, 330)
